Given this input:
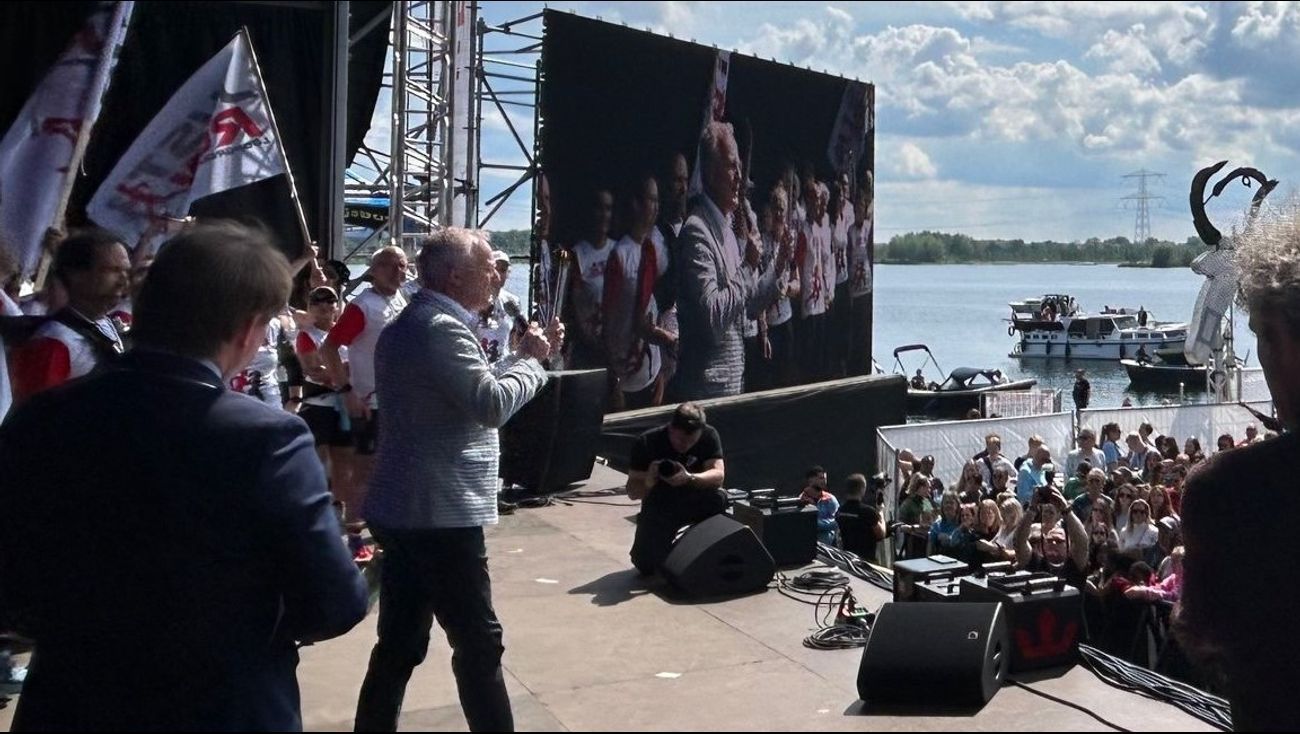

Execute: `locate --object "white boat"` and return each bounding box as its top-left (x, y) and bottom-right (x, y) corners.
top-left (1008, 300), bottom-right (1187, 360)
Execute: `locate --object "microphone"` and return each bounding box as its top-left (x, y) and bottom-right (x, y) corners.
top-left (503, 298), bottom-right (531, 333)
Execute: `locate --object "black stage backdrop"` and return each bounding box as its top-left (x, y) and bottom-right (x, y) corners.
top-left (0, 1), bottom-right (390, 258)
top-left (601, 375), bottom-right (907, 494)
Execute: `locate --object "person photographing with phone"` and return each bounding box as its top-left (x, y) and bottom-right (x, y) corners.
top-left (627, 403), bottom-right (727, 575)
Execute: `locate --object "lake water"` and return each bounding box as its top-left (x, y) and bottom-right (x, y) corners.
top-left (505, 261), bottom-right (1257, 410)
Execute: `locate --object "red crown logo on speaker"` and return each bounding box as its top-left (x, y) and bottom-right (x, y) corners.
top-left (1014, 607), bottom-right (1078, 660)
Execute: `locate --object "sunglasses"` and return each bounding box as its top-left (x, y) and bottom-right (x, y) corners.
top-left (1131, 510), bottom-right (1149, 516)
top-left (310, 297), bottom-right (339, 305)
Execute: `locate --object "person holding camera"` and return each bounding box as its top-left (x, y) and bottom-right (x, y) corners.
top-left (836, 473), bottom-right (886, 560)
top-left (627, 403), bottom-right (727, 575)
top-left (1013, 486), bottom-right (1089, 589)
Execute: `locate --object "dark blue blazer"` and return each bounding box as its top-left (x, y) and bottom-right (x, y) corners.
top-left (0, 350), bottom-right (368, 731)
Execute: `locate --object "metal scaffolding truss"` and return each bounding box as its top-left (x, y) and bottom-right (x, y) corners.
top-left (343, 2), bottom-right (540, 260)
top-left (474, 9), bottom-right (542, 231)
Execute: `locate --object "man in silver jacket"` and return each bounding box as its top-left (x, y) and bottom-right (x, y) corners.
top-left (673, 120), bottom-right (791, 399)
top-left (355, 227), bottom-right (561, 732)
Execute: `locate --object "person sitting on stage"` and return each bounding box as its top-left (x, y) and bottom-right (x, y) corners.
top-left (836, 473), bottom-right (885, 561)
top-left (797, 466), bottom-right (840, 545)
top-left (627, 403), bottom-right (727, 575)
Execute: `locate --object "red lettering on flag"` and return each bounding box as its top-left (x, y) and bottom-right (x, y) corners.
top-left (210, 107), bottom-right (263, 147)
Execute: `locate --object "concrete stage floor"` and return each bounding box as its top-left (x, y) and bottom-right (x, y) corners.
top-left (0, 463), bottom-right (1217, 731)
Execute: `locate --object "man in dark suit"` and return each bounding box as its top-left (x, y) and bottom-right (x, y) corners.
top-left (0, 221), bottom-right (368, 731)
top-left (1178, 208), bottom-right (1300, 731)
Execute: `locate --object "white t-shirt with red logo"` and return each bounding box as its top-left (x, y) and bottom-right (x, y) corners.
top-left (295, 324), bottom-right (348, 408)
top-left (10, 313), bottom-right (123, 403)
top-left (229, 319), bottom-right (284, 407)
top-left (606, 235), bottom-right (662, 393)
top-left (473, 291), bottom-right (521, 365)
top-left (831, 210), bottom-right (851, 286)
top-left (571, 238), bottom-right (616, 343)
top-left (796, 218), bottom-right (833, 317)
top-left (326, 288), bottom-right (407, 409)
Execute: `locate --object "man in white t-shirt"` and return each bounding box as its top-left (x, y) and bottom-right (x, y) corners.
top-left (1066, 428), bottom-right (1108, 478)
top-left (828, 172), bottom-right (852, 378)
top-left (847, 177), bottom-right (874, 376)
top-left (320, 245), bottom-right (409, 504)
top-left (605, 175), bottom-right (676, 409)
top-left (795, 179), bottom-right (833, 382)
top-left (567, 189), bottom-right (616, 370)
top-left (10, 230), bottom-right (128, 404)
top-left (474, 250), bottom-right (523, 365)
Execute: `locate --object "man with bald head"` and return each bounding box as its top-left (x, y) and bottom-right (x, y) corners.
top-left (319, 245), bottom-right (408, 516)
top-left (672, 121), bottom-right (789, 399)
top-left (355, 228), bottom-right (561, 732)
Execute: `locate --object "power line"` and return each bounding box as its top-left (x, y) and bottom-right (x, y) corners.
top-left (1120, 169), bottom-right (1165, 244)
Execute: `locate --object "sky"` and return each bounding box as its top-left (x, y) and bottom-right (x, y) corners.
top-left (356, 1), bottom-right (1300, 242)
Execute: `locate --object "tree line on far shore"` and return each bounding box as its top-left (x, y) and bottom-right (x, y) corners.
top-left (482, 229), bottom-right (1205, 267)
top-left (877, 231), bottom-right (1205, 268)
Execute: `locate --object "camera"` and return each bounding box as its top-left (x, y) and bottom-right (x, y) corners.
top-left (658, 461), bottom-right (682, 478)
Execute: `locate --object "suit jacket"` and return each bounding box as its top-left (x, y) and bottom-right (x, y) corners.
top-left (363, 289), bottom-right (548, 529)
top-left (0, 350), bottom-right (368, 732)
top-left (672, 194), bottom-right (780, 399)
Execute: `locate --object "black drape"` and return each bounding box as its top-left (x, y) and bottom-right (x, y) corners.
top-left (0, 1), bottom-right (390, 259)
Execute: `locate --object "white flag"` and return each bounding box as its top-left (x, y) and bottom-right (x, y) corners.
top-left (87, 31), bottom-right (285, 248)
top-left (689, 50), bottom-right (731, 197)
top-left (0, 2), bottom-right (133, 278)
top-left (827, 81), bottom-right (869, 174)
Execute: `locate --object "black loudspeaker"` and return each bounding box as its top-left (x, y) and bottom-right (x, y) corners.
top-left (892, 555), bottom-right (970, 602)
top-left (858, 602), bottom-right (1009, 707)
top-left (500, 369), bottom-right (607, 494)
top-left (661, 515), bottom-right (775, 598)
top-left (731, 500), bottom-right (818, 566)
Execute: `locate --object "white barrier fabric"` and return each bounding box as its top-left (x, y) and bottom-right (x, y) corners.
top-left (1236, 368), bottom-right (1271, 403)
top-left (1079, 401), bottom-right (1274, 449)
top-left (982, 389), bottom-right (1061, 418)
top-left (875, 412), bottom-right (1076, 520)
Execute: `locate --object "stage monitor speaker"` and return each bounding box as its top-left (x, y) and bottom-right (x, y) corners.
top-left (500, 369), bottom-right (607, 494)
top-left (857, 602), bottom-right (1008, 707)
top-left (731, 500), bottom-right (818, 567)
top-left (662, 515), bottom-right (775, 598)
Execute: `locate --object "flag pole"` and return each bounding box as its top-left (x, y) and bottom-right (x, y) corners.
top-left (240, 27), bottom-right (314, 259)
top-left (34, 1), bottom-right (135, 289)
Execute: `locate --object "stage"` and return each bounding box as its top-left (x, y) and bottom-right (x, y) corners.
top-left (0, 463), bottom-right (1216, 731)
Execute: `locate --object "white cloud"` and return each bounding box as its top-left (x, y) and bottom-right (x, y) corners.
top-left (950, 1), bottom-right (1215, 67)
top-left (1085, 25), bottom-right (1162, 76)
top-left (1230, 0), bottom-right (1300, 43)
top-left (737, 12), bottom-right (1300, 169)
top-left (826, 5), bottom-right (854, 24)
top-left (894, 142), bottom-right (938, 179)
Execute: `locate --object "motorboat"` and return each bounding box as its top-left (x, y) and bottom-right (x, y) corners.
top-left (893, 344), bottom-right (1037, 416)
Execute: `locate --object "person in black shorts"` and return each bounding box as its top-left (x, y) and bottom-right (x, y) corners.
top-left (626, 403), bottom-right (727, 575)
